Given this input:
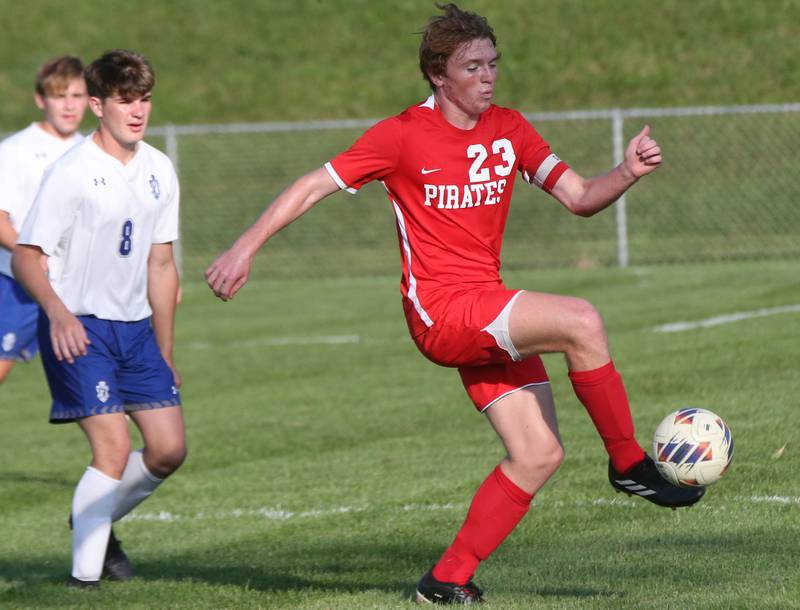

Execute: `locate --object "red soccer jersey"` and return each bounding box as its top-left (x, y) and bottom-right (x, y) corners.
top-left (326, 96), bottom-right (569, 337)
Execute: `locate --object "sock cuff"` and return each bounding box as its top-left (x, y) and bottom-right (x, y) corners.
top-left (132, 449), bottom-right (163, 483)
top-left (493, 466), bottom-right (533, 506)
top-left (568, 360), bottom-right (616, 385)
top-left (85, 466), bottom-right (121, 485)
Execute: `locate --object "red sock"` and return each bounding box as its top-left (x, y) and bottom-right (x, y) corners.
top-left (568, 361), bottom-right (645, 473)
top-left (432, 466), bottom-right (533, 586)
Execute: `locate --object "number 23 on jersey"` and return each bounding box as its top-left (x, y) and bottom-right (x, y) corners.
top-left (424, 139), bottom-right (516, 209)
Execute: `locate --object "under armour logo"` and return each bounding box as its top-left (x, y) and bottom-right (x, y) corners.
top-left (93, 177), bottom-right (106, 186)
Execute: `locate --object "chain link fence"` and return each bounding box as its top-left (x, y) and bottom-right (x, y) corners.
top-left (11, 103), bottom-right (800, 281)
top-left (150, 102), bottom-right (800, 281)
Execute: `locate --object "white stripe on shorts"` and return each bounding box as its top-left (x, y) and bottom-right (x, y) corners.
top-left (482, 290), bottom-right (524, 361)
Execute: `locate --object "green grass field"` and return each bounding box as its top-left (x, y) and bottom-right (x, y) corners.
top-left (1, 0), bottom-right (798, 130)
top-left (1, 260), bottom-right (798, 609)
top-left (1, 1), bottom-right (798, 607)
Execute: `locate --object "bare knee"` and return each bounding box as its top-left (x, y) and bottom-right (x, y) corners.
top-left (535, 441), bottom-right (565, 479)
top-left (567, 299), bottom-right (606, 344)
top-left (511, 439), bottom-right (565, 481)
top-left (92, 440), bottom-right (133, 479)
top-left (145, 442), bottom-right (187, 478)
top-left (561, 299), bottom-right (610, 368)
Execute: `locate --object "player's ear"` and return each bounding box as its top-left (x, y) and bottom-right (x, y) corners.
top-left (429, 71), bottom-right (445, 89)
top-left (88, 96), bottom-right (104, 119)
top-left (34, 93), bottom-right (46, 111)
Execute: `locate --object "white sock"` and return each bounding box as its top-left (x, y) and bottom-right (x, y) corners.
top-left (71, 467), bottom-right (121, 581)
top-left (111, 449), bottom-right (163, 522)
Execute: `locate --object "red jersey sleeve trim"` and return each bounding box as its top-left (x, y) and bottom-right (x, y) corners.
top-left (324, 161), bottom-right (358, 194)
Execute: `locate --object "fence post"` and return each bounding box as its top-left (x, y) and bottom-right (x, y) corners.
top-left (164, 124), bottom-right (183, 278)
top-left (612, 109), bottom-right (629, 268)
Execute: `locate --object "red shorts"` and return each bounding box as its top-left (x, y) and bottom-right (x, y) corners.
top-left (409, 287), bottom-right (550, 412)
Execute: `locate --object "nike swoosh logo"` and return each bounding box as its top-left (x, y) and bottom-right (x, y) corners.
top-left (421, 168), bottom-right (441, 175)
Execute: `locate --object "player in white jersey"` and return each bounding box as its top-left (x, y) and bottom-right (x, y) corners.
top-left (12, 50), bottom-right (185, 589)
top-left (0, 56), bottom-right (87, 382)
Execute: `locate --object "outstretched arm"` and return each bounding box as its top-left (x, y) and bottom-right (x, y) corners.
top-left (206, 166), bottom-right (339, 301)
top-left (550, 125), bottom-right (662, 217)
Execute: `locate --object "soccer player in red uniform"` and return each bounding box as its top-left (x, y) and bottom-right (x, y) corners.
top-left (207, 4), bottom-right (704, 604)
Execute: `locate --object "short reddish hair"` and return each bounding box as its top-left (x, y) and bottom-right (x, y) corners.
top-left (35, 56), bottom-right (84, 97)
top-left (419, 3), bottom-right (497, 90)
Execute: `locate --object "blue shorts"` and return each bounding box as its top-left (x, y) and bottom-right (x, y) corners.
top-left (38, 314), bottom-right (181, 423)
top-left (0, 273), bottom-right (39, 362)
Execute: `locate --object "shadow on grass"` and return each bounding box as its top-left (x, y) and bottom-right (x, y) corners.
top-left (3, 528), bottom-right (797, 606)
top-left (0, 537), bottom-right (434, 605)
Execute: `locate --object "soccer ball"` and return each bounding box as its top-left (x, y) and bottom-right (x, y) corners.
top-left (653, 407), bottom-right (733, 487)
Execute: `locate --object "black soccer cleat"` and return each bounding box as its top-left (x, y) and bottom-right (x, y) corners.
top-left (67, 576), bottom-right (100, 589)
top-left (608, 455), bottom-right (705, 509)
top-left (415, 569), bottom-right (484, 605)
top-left (103, 529), bottom-right (133, 581)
